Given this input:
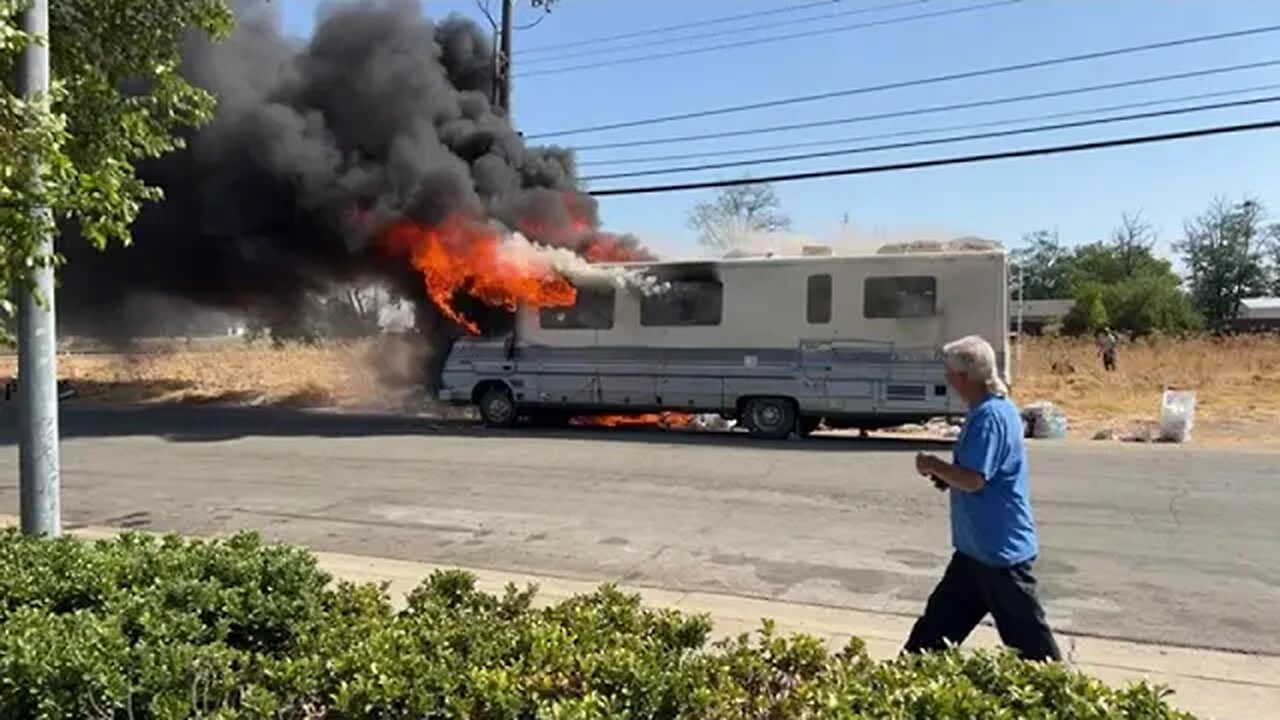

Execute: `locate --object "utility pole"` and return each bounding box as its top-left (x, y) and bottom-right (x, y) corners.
top-left (15, 0), bottom-right (61, 537)
top-left (1015, 261), bottom-right (1025, 385)
top-left (498, 0), bottom-right (514, 115)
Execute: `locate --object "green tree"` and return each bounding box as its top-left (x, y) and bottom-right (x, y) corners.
top-left (1176, 197), bottom-right (1272, 331)
top-left (1063, 285), bottom-right (1109, 335)
top-left (1063, 232), bottom-right (1173, 291)
top-left (1262, 222), bottom-right (1280, 294)
top-left (1095, 276), bottom-right (1201, 336)
top-left (1010, 229), bottom-right (1070, 300)
top-left (1036, 213), bottom-right (1202, 336)
top-left (1, 0), bottom-right (233, 328)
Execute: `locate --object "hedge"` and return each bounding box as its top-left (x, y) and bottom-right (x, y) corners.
top-left (0, 530), bottom-right (1195, 719)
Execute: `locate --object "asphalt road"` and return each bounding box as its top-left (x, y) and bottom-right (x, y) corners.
top-left (2, 405), bottom-right (1278, 655)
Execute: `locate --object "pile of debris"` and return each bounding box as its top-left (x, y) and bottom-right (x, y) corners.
top-left (1093, 390), bottom-right (1197, 443)
top-left (1021, 401), bottom-right (1068, 440)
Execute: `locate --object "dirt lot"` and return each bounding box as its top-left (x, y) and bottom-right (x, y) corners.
top-left (1012, 334), bottom-right (1280, 445)
top-left (3, 334), bottom-right (1279, 445)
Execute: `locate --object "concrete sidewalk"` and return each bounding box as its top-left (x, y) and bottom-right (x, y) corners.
top-left (5, 517), bottom-right (1276, 720)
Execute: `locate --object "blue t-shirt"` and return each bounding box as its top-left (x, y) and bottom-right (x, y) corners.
top-left (949, 395), bottom-right (1039, 567)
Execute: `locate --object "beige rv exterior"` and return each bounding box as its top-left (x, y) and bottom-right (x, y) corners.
top-left (438, 248), bottom-right (1010, 438)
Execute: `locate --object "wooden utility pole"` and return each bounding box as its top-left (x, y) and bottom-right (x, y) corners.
top-left (497, 0), bottom-right (515, 115)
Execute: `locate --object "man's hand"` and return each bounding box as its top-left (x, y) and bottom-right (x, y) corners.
top-left (915, 452), bottom-right (939, 476)
top-left (916, 453), bottom-right (950, 491)
top-left (917, 452), bottom-right (987, 494)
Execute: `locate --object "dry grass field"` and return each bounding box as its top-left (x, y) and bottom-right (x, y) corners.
top-left (4, 334), bottom-right (1280, 445)
top-left (1012, 334), bottom-right (1280, 444)
top-left (0, 336), bottom-right (438, 413)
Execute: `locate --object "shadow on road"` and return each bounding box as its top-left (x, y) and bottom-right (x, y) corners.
top-left (0, 403), bottom-right (954, 452)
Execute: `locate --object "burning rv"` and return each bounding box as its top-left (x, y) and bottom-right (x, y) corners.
top-left (436, 246), bottom-right (1010, 438)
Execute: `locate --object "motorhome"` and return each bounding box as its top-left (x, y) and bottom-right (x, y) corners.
top-left (436, 247), bottom-right (1010, 438)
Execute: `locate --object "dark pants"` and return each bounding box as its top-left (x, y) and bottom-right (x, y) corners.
top-left (904, 552), bottom-right (1062, 662)
top-left (1103, 350), bottom-right (1116, 371)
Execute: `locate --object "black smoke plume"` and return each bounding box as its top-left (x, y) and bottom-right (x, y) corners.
top-left (57, 0), bottom-right (644, 362)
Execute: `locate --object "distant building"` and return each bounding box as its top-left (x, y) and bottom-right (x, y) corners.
top-left (1011, 298), bottom-right (1075, 335)
top-left (1232, 297), bottom-right (1280, 332)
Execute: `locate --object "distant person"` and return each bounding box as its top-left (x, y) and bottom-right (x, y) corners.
top-left (904, 334), bottom-right (1062, 663)
top-left (1097, 328), bottom-right (1118, 372)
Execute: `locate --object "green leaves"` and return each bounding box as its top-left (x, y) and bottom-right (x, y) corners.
top-left (1177, 197), bottom-right (1279, 332)
top-left (0, 0), bottom-right (233, 336)
top-left (0, 530), bottom-right (1200, 719)
top-left (1016, 215), bottom-right (1205, 337)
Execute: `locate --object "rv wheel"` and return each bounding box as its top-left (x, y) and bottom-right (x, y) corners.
top-left (745, 397), bottom-right (797, 440)
top-left (796, 416), bottom-right (821, 438)
top-left (478, 386), bottom-right (517, 428)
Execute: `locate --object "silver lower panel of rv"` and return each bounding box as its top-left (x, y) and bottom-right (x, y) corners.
top-left (439, 339), bottom-right (982, 429)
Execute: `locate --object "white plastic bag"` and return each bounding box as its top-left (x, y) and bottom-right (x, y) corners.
top-left (1159, 389), bottom-right (1196, 443)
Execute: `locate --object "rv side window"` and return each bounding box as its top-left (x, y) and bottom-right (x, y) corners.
top-left (640, 280), bottom-right (722, 326)
top-left (864, 276), bottom-right (937, 318)
top-left (539, 286), bottom-right (616, 329)
top-left (807, 274), bottom-right (832, 324)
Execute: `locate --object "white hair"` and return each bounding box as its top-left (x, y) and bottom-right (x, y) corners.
top-left (942, 335), bottom-right (1008, 397)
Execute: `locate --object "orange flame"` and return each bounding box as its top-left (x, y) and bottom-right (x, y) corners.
top-left (381, 213), bottom-right (576, 334)
top-left (380, 189), bottom-right (655, 333)
top-left (571, 412), bottom-right (695, 429)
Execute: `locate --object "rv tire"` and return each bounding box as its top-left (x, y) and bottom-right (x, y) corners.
top-left (796, 416), bottom-right (821, 438)
top-left (743, 397), bottom-right (797, 440)
top-left (477, 385), bottom-right (518, 428)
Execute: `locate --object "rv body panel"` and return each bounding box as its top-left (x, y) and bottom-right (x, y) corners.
top-left (438, 250), bottom-right (1009, 432)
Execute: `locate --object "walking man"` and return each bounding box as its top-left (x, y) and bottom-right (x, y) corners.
top-left (904, 334), bottom-right (1062, 662)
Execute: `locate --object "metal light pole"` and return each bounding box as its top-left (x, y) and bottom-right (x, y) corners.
top-left (15, 0), bottom-right (61, 537)
top-left (1015, 261), bottom-right (1025, 384)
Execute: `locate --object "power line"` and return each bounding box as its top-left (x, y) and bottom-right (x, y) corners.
top-left (577, 82), bottom-right (1280, 167)
top-left (569, 58), bottom-right (1280, 152)
top-left (579, 94), bottom-right (1280, 181)
top-left (519, 0), bottom-right (858, 55)
top-left (520, 0), bottom-right (928, 64)
top-left (587, 119), bottom-right (1280, 196)
top-left (519, 0), bottom-right (1020, 78)
top-left (527, 23), bottom-right (1280, 138)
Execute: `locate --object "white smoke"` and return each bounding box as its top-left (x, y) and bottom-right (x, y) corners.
top-left (702, 221), bottom-right (994, 259)
top-left (497, 231), bottom-right (669, 296)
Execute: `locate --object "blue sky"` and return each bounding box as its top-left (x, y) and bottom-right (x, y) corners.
top-left (279, 0), bottom-right (1280, 259)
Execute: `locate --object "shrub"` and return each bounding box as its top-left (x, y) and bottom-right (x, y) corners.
top-left (0, 530), bottom-right (1197, 719)
top-left (1063, 279), bottom-right (1203, 338)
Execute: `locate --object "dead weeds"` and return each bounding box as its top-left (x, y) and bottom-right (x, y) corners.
top-left (1013, 334), bottom-right (1280, 444)
top-left (4, 334), bottom-right (1280, 445)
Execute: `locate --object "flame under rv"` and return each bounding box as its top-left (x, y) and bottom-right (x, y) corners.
top-left (437, 248), bottom-right (1010, 438)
